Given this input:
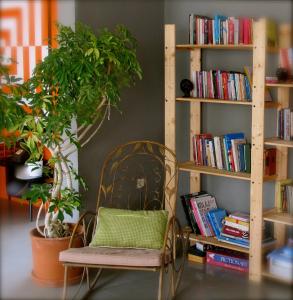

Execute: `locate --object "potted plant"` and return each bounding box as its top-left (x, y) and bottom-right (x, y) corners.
top-left (0, 22), bottom-right (142, 285)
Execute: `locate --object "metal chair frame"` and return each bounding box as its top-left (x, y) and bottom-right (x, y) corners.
top-left (61, 140), bottom-right (190, 300)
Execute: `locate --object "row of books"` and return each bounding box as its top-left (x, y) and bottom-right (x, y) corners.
top-left (189, 14), bottom-right (253, 45)
top-left (276, 179), bottom-right (293, 214)
top-left (192, 132), bottom-right (251, 173)
top-left (190, 70), bottom-right (252, 101)
top-left (277, 108), bottom-right (293, 141)
top-left (188, 243), bottom-right (249, 273)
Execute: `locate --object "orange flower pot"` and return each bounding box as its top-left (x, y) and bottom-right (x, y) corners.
top-left (30, 225), bottom-right (83, 287)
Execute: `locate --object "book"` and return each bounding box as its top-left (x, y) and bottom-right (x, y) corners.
top-left (221, 225), bottom-right (249, 239)
top-left (206, 250), bottom-right (249, 272)
top-left (217, 235), bottom-right (250, 248)
top-left (264, 148), bottom-right (276, 176)
top-left (206, 208), bottom-right (227, 238)
top-left (229, 211), bottom-right (250, 222)
top-left (224, 216), bottom-right (250, 227)
top-left (275, 179), bottom-right (293, 212)
top-left (181, 192), bottom-right (207, 234)
top-left (190, 194), bottom-right (217, 236)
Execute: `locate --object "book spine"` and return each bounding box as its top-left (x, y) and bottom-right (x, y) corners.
top-left (207, 252), bottom-right (249, 268)
top-left (207, 256), bottom-right (248, 272)
top-left (207, 213), bottom-right (218, 237)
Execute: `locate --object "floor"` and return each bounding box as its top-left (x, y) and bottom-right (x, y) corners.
top-left (0, 199), bottom-right (292, 300)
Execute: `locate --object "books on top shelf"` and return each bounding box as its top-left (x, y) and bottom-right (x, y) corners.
top-left (275, 179), bottom-right (293, 213)
top-left (190, 70), bottom-right (252, 101)
top-left (189, 14), bottom-right (253, 45)
top-left (192, 132), bottom-right (251, 173)
top-left (277, 108), bottom-right (293, 141)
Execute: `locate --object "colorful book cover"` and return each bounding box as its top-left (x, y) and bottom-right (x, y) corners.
top-left (229, 211), bottom-right (250, 222)
top-left (190, 195), bottom-right (217, 236)
top-left (206, 208), bottom-right (227, 238)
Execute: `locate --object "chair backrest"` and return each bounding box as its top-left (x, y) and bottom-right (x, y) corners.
top-left (96, 140), bottom-right (178, 217)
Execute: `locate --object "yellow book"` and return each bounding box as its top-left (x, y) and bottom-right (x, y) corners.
top-left (188, 254), bottom-right (206, 264)
top-left (224, 216), bottom-right (249, 227)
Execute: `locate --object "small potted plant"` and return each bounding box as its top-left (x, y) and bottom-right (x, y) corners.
top-left (0, 22), bottom-right (142, 285)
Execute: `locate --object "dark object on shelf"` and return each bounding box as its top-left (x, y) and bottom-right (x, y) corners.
top-left (180, 79), bottom-right (194, 97)
top-left (10, 148), bottom-right (29, 164)
top-left (276, 67), bottom-right (289, 82)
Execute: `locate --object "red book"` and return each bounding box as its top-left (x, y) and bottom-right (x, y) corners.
top-left (222, 72), bottom-right (229, 100)
top-left (190, 197), bottom-right (206, 235)
top-left (264, 148), bottom-right (276, 176)
top-left (222, 225), bottom-right (249, 239)
top-left (228, 18), bottom-right (234, 44)
top-left (239, 18), bottom-right (244, 44)
top-left (243, 18), bottom-right (250, 44)
top-left (208, 19), bottom-right (213, 44)
top-left (207, 255), bottom-right (248, 273)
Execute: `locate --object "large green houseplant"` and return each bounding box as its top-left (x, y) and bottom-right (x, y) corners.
top-left (0, 23), bottom-right (142, 238)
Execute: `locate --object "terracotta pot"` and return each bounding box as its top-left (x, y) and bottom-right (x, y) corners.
top-left (30, 225), bottom-right (83, 287)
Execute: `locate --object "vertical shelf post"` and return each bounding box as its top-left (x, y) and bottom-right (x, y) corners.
top-left (164, 25), bottom-right (176, 214)
top-left (190, 49), bottom-right (201, 192)
top-left (273, 23), bottom-right (291, 247)
top-left (250, 18), bottom-right (266, 282)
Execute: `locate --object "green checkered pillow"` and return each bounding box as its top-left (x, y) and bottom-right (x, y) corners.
top-left (90, 207), bottom-right (168, 249)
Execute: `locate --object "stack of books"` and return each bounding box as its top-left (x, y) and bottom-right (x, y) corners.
top-left (218, 212), bottom-right (250, 248)
top-left (277, 108), bottom-right (293, 141)
top-left (192, 132), bottom-right (251, 173)
top-left (189, 14), bottom-right (253, 45)
top-left (190, 70), bottom-right (252, 101)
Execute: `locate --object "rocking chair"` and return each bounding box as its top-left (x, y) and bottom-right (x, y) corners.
top-left (59, 140), bottom-right (189, 300)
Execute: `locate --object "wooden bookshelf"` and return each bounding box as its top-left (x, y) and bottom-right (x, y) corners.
top-left (264, 138), bottom-right (293, 148)
top-left (165, 20), bottom-right (290, 283)
top-left (176, 44), bottom-right (253, 50)
top-left (189, 234), bottom-right (249, 254)
top-left (263, 209), bottom-right (293, 226)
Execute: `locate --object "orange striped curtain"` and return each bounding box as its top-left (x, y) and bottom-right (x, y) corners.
top-left (0, 0), bottom-right (57, 82)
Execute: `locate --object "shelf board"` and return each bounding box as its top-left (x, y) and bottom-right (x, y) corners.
top-left (263, 209), bottom-right (293, 226)
top-left (264, 138), bottom-right (293, 148)
top-left (189, 234), bottom-right (249, 253)
top-left (266, 82), bottom-right (293, 88)
top-left (176, 44), bottom-right (253, 50)
top-left (179, 162), bottom-right (251, 181)
top-left (176, 97), bottom-right (253, 106)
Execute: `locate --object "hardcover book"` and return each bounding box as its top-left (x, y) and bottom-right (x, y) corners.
top-left (206, 208), bottom-right (227, 238)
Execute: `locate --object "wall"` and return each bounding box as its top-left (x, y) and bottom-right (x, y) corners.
top-left (76, 0), bottom-right (165, 211)
top-left (165, 0), bottom-right (293, 223)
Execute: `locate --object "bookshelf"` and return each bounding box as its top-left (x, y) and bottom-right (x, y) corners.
top-left (165, 19), bottom-right (292, 282)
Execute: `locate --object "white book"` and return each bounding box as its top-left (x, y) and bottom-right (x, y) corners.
top-left (208, 140), bottom-right (216, 168)
top-left (212, 20), bottom-right (215, 45)
top-left (214, 136), bottom-right (223, 169)
top-left (189, 14), bottom-right (194, 44)
top-left (284, 108), bottom-right (291, 141)
top-left (224, 220), bottom-right (249, 232)
top-left (231, 138), bottom-right (245, 172)
top-left (191, 71), bottom-right (197, 97)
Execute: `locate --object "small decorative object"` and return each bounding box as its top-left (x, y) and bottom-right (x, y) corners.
top-left (180, 79), bottom-right (193, 97)
top-left (276, 67), bottom-right (289, 82)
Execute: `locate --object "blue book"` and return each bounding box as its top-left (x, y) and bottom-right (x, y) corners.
top-left (206, 208), bottom-right (227, 238)
top-left (214, 15), bottom-right (227, 44)
top-left (224, 133), bottom-right (245, 171)
top-left (244, 76), bottom-right (251, 100)
top-left (217, 235), bottom-right (250, 248)
top-left (238, 143), bottom-right (245, 172)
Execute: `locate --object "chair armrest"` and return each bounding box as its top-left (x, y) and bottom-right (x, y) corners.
top-left (68, 211), bottom-right (97, 248)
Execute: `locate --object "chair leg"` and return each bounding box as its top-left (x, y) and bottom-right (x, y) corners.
top-left (171, 264), bottom-right (175, 299)
top-left (158, 268), bottom-right (164, 300)
top-left (62, 265), bottom-right (68, 300)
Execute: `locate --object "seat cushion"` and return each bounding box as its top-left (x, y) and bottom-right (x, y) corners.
top-left (59, 246), bottom-right (167, 267)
